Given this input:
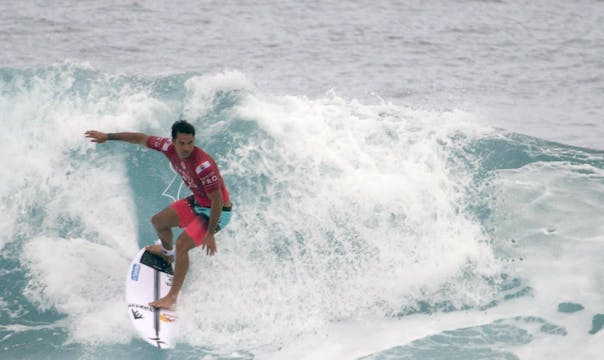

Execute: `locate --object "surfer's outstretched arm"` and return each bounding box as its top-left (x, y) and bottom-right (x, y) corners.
top-left (85, 130), bottom-right (148, 145)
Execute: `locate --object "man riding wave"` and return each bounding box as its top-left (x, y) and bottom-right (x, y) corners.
top-left (85, 120), bottom-right (232, 309)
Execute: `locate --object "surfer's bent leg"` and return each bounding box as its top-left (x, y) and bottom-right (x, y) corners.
top-left (149, 205), bottom-right (180, 254)
top-left (149, 196), bottom-right (232, 309)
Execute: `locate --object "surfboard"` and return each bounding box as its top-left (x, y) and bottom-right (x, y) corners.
top-left (126, 247), bottom-right (178, 349)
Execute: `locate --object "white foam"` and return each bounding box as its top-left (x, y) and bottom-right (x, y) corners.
top-left (479, 160), bottom-right (604, 358)
top-left (264, 294), bottom-right (604, 360)
top-left (11, 67), bottom-right (597, 356)
top-left (487, 162), bottom-right (604, 305)
top-left (22, 237), bottom-right (132, 344)
top-left (0, 65), bottom-right (168, 344)
top-left (172, 93), bottom-right (501, 351)
top-left (183, 70), bottom-right (255, 117)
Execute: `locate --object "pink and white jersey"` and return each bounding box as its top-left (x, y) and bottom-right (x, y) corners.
top-left (146, 136), bottom-right (230, 207)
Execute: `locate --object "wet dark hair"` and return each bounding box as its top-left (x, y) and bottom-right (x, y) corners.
top-left (171, 120), bottom-right (195, 139)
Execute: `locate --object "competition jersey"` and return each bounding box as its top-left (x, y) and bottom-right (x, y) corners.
top-left (147, 136), bottom-right (230, 207)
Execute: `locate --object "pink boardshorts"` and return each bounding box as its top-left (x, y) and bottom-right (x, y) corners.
top-left (171, 196), bottom-right (232, 246)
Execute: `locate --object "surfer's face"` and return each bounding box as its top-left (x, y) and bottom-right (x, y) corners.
top-left (173, 132), bottom-right (195, 159)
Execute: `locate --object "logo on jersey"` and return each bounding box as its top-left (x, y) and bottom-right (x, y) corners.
top-left (202, 175), bottom-right (219, 186)
top-left (195, 161), bottom-right (211, 174)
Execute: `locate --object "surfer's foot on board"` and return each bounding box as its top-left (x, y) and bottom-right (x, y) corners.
top-left (149, 295), bottom-right (177, 310)
top-left (145, 244), bottom-right (175, 263)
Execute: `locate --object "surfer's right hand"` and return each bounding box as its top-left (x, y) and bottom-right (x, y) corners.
top-left (85, 130), bottom-right (108, 144)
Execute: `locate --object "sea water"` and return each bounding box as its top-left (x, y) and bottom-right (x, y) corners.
top-left (1, 1), bottom-right (603, 359)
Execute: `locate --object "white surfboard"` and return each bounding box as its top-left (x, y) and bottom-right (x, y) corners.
top-left (126, 247), bottom-right (178, 349)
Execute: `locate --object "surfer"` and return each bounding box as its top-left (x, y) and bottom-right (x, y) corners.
top-left (85, 120), bottom-right (232, 310)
